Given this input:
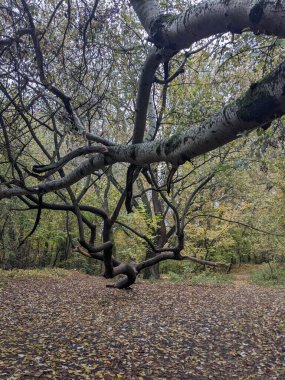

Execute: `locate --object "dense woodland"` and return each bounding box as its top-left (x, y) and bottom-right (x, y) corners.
top-left (1, 0), bottom-right (285, 287)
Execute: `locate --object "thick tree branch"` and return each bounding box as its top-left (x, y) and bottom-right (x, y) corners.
top-left (132, 0), bottom-right (285, 50)
top-left (135, 251), bottom-right (226, 273)
top-left (130, 0), bottom-right (163, 36)
top-left (132, 45), bottom-right (177, 145)
top-left (1, 58), bottom-right (285, 200)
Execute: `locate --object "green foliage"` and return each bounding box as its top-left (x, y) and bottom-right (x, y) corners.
top-left (163, 260), bottom-right (232, 285)
top-left (250, 264), bottom-right (285, 286)
top-left (160, 260), bottom-right (186, 274)
top-left (188, 271), bottom-right (233, 286)
top-left (57, 255), bottom-right (100, 275)
top-left (167, 268), bottom-right (232, 285)
top-left (0, 268), bottom-right (71, 289)
top-left (1, 0), bottom-right (285, 277)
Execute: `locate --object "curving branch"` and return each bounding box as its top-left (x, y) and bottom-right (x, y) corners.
top-left (132, 48), bottom-right (163, 144)
top-left (181, 174), bottom-right (215, 229)
top-left (130, 0), bottom-right (163, 36)
top-left (2, 57), bottom-right (285, 200)
top-left (21, 0), bottom-right (85, 134)
top-left (85, 133), bottom-right (116, 146)
top-left (33, 145), bottom-right (108, 175)
top-left (18, 194), bottom-right (43, 248)
top-left (132, 0), bottom-right (285, 50)
top-left (135, 251), bottom-right (226, 273)
top-left (185, 214), bottom-right (285, 237)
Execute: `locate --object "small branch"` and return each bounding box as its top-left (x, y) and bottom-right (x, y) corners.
top-left (33, 145), bottom-right (108, 175)
top-left (85, 132), bottom-right (116, 146)
top-left (18, 193), bottom-right (43, 247)
top-left (74, 246), bottom-right (92, 258)
top-left (154, 68), bottom-right (184, 84)
top-left (186, 214), bottom-right (285, 237)
top-left (181, 174), bottom-right (215, 229)
top-left (154, 36), bottom-right (219, 85)
top-left (179, 255), bottom-right (228, 268)
top-left (79, 240), bottom-right (113, 254)
top-left (115, 220), bottom-right (156, 252)
top-left (136, 251), bottom-right (175, 272)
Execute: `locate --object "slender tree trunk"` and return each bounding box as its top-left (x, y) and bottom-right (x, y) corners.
top-left (143, 245), bottom-right (160, 279)
top-left (143, 188), bottom-right (166, 279)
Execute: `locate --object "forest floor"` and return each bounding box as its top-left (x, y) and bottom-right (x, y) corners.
top-left (0, 268), bottom-right (285, 379)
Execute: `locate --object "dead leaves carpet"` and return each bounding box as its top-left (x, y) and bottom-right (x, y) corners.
top-left (0, 272), bottom-right (285, 379)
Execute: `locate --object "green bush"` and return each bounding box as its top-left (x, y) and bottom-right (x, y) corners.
top-left (160, 260), bottom-right (186, 275)
top-left (57, 255), bottom-right (101, 275)
top-left (189, 271), bottom-right (232, 285)
top-left (167, 271), bottom-right (184, 282)
top-left (251, 264), bottom-right (285, 286)
top-left (167, 268), bottom-right (232, 285)
top-left (0, 268), bottom-right (71, 289)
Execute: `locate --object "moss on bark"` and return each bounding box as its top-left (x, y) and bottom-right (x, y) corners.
top-left (237, 91), bottom-right (282, 123)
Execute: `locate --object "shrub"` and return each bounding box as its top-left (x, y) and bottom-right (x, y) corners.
top-left (167, 268), bottom-right (232, 285)
top-left (57, 255), bottom-right (100, 275)
top-left (251, 263), bottom-right (285, 286)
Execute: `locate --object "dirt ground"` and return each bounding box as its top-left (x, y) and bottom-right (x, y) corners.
top-left (0, 271), bottom-right (285, 379)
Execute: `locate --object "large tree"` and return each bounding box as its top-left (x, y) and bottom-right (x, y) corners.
top-left (1, 0), bottom-right (285, 288)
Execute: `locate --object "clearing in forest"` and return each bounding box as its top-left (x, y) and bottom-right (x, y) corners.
top-left (0, 271), bottom-right (285, 379)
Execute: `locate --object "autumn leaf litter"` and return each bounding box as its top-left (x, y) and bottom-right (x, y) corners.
top-left (0, 271), bottom-right (285, 379)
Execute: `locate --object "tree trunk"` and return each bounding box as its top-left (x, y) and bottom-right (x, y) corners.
top-left (143, 247), bottom-right (160, 279)
top-left (143, 188), bottom-right (166, 279)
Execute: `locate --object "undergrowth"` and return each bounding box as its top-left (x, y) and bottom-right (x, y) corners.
top-left (168, 270), bottom-right (232, 285)
top-left (0, 268), bottom-right (71, 289)
top-left (250, 264), bottom-right (285, 286)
